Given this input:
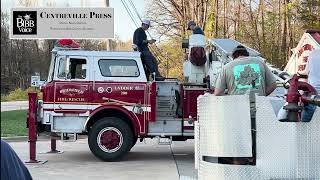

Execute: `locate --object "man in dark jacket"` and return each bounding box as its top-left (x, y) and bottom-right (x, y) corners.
top-left (1, 140), bottom-right (33, 180)
top-left (187, 21), bottom-right (204, 35)
top-left (133, 19), bottom-right (164, 80)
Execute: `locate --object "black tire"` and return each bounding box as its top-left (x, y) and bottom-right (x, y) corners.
top-left (130, 136), bottom-right (138, 150)
top-left (88, 117), bottom-right (133, 161)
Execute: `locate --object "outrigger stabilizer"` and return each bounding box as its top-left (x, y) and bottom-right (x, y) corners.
top-left (25, 92), bottom-right (62, 164)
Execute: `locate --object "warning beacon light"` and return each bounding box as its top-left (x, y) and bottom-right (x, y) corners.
top-left (54, 39), bottom-right (81, 49)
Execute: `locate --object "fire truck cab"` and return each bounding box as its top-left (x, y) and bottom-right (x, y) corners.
top-left (38, 40), bottom-right (206, 161)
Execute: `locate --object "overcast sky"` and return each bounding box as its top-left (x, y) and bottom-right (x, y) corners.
top-left (1, 0), bottom-right (147, 41)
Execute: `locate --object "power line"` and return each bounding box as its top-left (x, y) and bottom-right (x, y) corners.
top-left (121, 0), bottom-right (176, 66)
top-left (126, 0), bottom-right (153, 39)
top-left (128, 0), bottom-right (142, 21)
top-left (120, 0), bottom-right (162, 59)
top-left (127, 1), bottom-right (178, 65)
top-left (120, 0), bottom-right (139, 28)
top-left (120, 0), bottom-right (165, 63)
top-left (125, 0), bottom-right (176, 64)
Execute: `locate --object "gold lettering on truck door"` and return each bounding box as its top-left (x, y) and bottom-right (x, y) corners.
top-left (121, 91), bottom-right (128, 95)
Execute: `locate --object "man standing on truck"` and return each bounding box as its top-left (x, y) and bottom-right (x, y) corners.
top-left (133, 19), bottom-right (164, 80)
top-left (214, 45), bottom-right (277, 165)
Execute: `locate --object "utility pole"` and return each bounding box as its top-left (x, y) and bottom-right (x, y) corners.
top-left (105, 0), bottom-right (111, 51)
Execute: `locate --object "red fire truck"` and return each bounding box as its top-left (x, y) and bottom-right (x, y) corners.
top-left (35, 39), bottom-right (206, 161)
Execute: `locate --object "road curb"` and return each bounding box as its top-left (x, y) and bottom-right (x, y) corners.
top-left (1, 135), bottom-right (88, 142)
top-left (1, 100), bottom-right (29, 112)
top-left (1, 135), bottom-right (50, 142)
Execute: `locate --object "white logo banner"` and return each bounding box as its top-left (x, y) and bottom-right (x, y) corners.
top-left (10, 8), bottom-right (114, 39)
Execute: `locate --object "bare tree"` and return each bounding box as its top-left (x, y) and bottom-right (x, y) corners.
top-left (147, 0), bottom-right (210, 38)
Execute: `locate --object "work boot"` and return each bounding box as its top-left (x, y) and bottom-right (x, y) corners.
top-left (155, 76), bottom-right (165, 81)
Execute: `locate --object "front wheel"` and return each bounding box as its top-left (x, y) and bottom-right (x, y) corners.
top-left (88, 117), bottom-right (133, 161)
top-left (130, 136), bottom-right (138, 151)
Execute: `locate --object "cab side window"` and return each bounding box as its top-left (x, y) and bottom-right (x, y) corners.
top-left (98, 59), bottom-right (140, 77)
top-left (57, 57), bottom-right (87, 79)
top-left (70, 58), bottom-right (87, 79)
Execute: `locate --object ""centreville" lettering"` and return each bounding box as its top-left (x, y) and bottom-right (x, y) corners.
top-left (40, 12), bottom-right (112, 19)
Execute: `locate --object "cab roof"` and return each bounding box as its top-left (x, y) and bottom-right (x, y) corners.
top-left (54, 49), bottom-right (141, 58)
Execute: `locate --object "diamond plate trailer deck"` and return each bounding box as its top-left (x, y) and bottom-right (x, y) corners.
top-left (196, 94), bottom-right (320, 180)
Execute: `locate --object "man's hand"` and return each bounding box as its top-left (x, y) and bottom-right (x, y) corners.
top-left (214, 88), bottom-right (225, 96)
top-left (148, 39), bottom-right (156, 44)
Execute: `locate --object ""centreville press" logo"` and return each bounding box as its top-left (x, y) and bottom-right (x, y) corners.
top-left (13, 11), bottom-right (37, 35)
top-left (11, 8), bottom-right (114, 39)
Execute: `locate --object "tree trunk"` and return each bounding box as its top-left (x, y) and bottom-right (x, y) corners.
top-left (235, 0), bottom-right (241, 40)
top-left (214, 0), bottom-right (219, 37)
top-left (223, 0), bottom-right (226, 37)
top-left (278, 0), bottom-right (282, 65)
top-left (249, 0), bottom-right (260, 50)
top-left (261, 0), bottom-right (266, 54)
top-left (281, 0), bottom-right (288, 66)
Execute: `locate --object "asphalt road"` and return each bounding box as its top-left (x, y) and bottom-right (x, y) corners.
top-left (1, 101), bottom-right (29, 112)
top-left (6, 138), bottom-right (197, 180)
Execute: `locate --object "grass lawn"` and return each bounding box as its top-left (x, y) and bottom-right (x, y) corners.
top-left (1, 110), bottom-right (28, 137)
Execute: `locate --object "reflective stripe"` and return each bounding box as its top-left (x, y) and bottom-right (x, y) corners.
top-left (43, 104), bottom-right (151, 112)
top-left (43, 104), bottom-right (100, 110)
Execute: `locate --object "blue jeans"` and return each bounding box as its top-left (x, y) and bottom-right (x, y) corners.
top-left (301, 103), bottom-right (317, 122)
top-left (141, 51), bottom-right (160, 76)
top-left (301, 86), bottom-right (319, 122)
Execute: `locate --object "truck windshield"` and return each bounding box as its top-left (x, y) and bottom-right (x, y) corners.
top-left (57, 56), bottom-right (67, 79)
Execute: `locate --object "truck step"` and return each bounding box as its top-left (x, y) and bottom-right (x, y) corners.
top-left (157, 136), bottom-right (172, 145)
top-left (156, 110), bottom-right (175, 115)
top-left (61, 133), bottom-right (78, 142)
top-left (156, 117), bottom-right (182, 121)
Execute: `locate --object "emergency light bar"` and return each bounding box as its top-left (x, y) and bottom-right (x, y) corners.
top-left (55, 39), bottom-right (81, 49)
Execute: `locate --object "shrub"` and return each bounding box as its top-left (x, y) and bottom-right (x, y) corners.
top-left (1, 87), bottom-right (42, 101)
top-left (1, 94), bottom-right (8, 102)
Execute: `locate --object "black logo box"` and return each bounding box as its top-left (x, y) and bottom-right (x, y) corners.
top-left (12, 11), bottom-right (37, 35)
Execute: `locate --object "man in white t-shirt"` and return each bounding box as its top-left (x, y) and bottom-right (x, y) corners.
top-left (301, 49), bottom-right (320, 122)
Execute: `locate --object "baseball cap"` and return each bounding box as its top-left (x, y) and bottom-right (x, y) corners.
top-left (187, 21), bottom-right (196, 30)
top-left (231, 45), bottom-right (249, 58)
top-left (232, 45), bottom-right (247, 52)
top-left (142, 19), bottom-right (151, 26)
